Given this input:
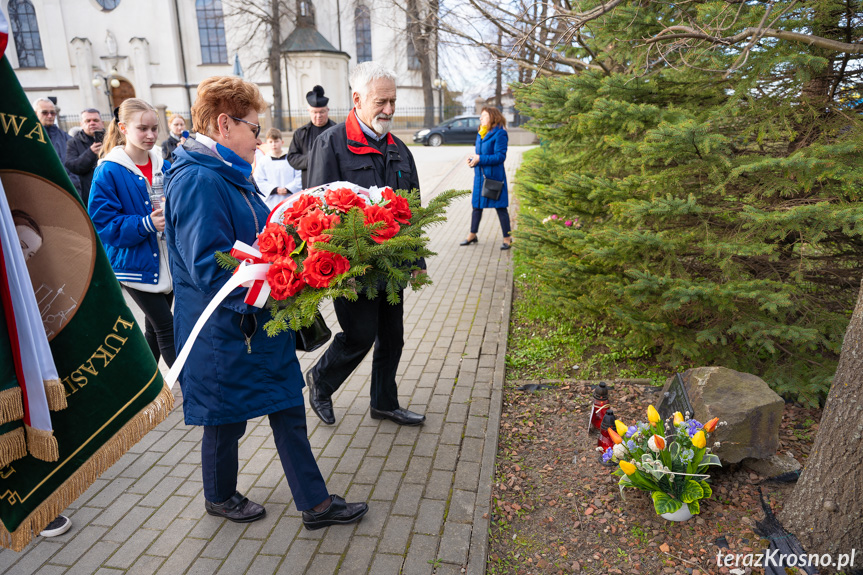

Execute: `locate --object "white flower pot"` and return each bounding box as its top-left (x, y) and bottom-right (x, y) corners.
top-left (660, 505), bottom-right (693, 522)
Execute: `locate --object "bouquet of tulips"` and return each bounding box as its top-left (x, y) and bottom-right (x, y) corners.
top-left (600, 405), bottom-right (724, 516)
top-left (216, 182), bottom-right (468, 336)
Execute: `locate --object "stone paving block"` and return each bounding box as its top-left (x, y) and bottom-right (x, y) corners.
top-left (137, 476), bottom-right (185, 508)
top-left (188, 514), bottom-right (223, 540)
top-left (148, 518), bottom-right (197, 557)
top-left (97, 452), bottom-right (137, 481)
top-left (435, 563), bottom-right (467, 575)
top-left (316, 456), bottom-right (339, 479)
top-left (451, 384), bottom-right (472, 404)
top-left (237, 433), bottom-right (267, 460)
top-left (423, 359), bottom-right (445, 374)
top-left (401, 533), bottom-right (439, 575)
top-left (439, 422), bottom-right (463, 446)
top-left (202, 521), bottom-right (248, 559)
top-left (433, 444), bottom-right (459, 471)
top-left (309, 425), bottom-right (337, 449)
top-left (127, 464), bottom-right (171, 495)
top-left (126, 554), bottom-right (165, 575)
top-left (319, 524), bottom-right (352, 556)
top-left (247, 554), bottom-right (281, 575)
top-left (454, 461), bottom-right (481, 492)
top-left (445, 402), bottom-right (469, 425)
top-left (439, 522), bottom-right (472, 565)
top-left (336, 413), bottom-right (364, 434)
top-left (424, 469), bottom-right (454, 501)
top-left (414, 498), bottom-right (446, 536)
top-left (468, 397), bottom-right (490, 417)
top-left (404, 455), bottom-right (433, 484)
top-left (394, 424), bottom-right (421, 445)
top-left (368, 553), bottom-right (405, 575)
top-left (178, 490), bottom-right (206, 519)
top-left (244, 503), bottom-right (286, 540)
top-left (148, 428), bottom-right (188, 454)
top-left (409, 387), bottom-right (432, 408)
top-left (67, 505), bottom-right (102, 528)
top-left (126, 428), bottom-right (163, 454)
top-left (347, 426), bottom-right (377, 449)
top-left (256, 458), bottom-right (288, 489)
top-left (104, 528), bottom-right (159, 568)
top-left (120, 450), bottom-right (161, 479)
top-left (102, 503), bottom-right (156, 543)
top-left (465, 414), bottom-right (488, 438)
top-left (325, 472), bottom-right (353, 496)
top-left (260, 516), bottom-right (302, 556)
top-left (301, 553), bottom-right (342, 575)
top-left (80, 477), bottom-right (133, 509)
top-left (241, 446), bottom-right (277, 476)
top-left (0, 540), bottom-right (63, 575)
top-left (353, 456), bottom-right (384, 484)
top-left (185, 557), bottom-right (222, 575)
top-left (345, 482), bottom-right (374, 505)
top-left (50, 525), bottom-right (108, 565)
top-left (337, 535), bottom-right (377, 575)
top-left (215, 538), bottom-right (262, 574)
top-left (354, 503), bottom-right (387, 537)
top-left (413, 433), bottom-right (440, 458)
top-left (392, 483), bottom-right (424, 516)
top-left (321, 433), bottom-right (351, 459)
top-left (266, 480), bottom-right (294, 506)
top-left (378, 514), bottom-right (413, 554)
top-left (447, 489), bottom-right (476, 524)
top-left (144, 494), bottom-right (191, 529)
top-left (382, 445), bottom-right (412, 472)
top-left (33, 566), bottom-right (68, 575)
top-left (461, 437), bottom-right (484, 462)
top-left (366, 432), bottom-right (395, 458)
top-left (417, 372), bottom-right (439, 389)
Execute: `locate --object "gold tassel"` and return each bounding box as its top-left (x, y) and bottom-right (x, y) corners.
top-left (43, 379), bottom-right (67, 411)
top-left (0, 427), bottom-right (27, 469)
top-left (0, 385), bottom-right (174, 552)
top-left (0, 388), bottom-right (24, 425)
top-left (24, 425), bottom-right (59, 463)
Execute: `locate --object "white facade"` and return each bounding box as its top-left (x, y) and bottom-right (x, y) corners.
top-left (4, 0), bottom-right (436, 125)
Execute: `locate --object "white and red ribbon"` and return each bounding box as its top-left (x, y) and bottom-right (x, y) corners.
top-left (229, 241), bottom-right (271, 308)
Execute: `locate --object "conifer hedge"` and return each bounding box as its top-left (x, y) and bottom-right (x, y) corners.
top-left (513, 1), bottom-right (863, 405)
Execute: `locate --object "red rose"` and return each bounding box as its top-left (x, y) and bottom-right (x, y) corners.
top-left (301, 249), bottom-right (350, 288)
top-left (325, 187), bottom-right (367, 213)
top-left (266, 257), bottom-right (305, 299)
top-left (297, 209), bottom-right (340, 243)
top-left (257, 223), bottom-right (296, 262)
top-left (363, 204), bottom-right (400, 244)
top-left (382, 188), bottom-right (412, 225)
top-left (281, 194), bottom-right (323, 227)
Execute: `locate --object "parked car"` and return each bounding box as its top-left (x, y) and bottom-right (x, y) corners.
top-left (413, 115), bottom-right (480, 146)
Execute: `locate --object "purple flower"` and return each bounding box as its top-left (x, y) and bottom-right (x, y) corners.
top-left (602, 447), bottom-right (613, 463)
top-left (625, 426), bottom-right (638, 439)
top-left (686, 419), bottom-right (703, 437)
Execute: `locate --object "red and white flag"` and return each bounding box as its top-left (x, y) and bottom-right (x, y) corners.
top-left (0, 8), bottom-right (8, 58)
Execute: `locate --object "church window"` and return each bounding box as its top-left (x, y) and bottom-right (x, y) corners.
top-left (196, 0), bottom-right (229, 64)
top-left (8, 0), bottom-right (45, 68)
top-left (355, 5), bottom-right (372, 63)
top-left (407, 38), bottom-right (421, 71)
top-left (95, 0), bottom-right (121, 10)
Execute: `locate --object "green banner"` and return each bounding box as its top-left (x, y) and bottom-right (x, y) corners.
top-left (0, 56), bottom-right (173, 550)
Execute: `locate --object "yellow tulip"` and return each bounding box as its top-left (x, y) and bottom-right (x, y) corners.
top-left (615, 420), bottom-right (628, 437)
top-left (692, 430), bottom-right (706, 449)
top-left (673, 412), bottom-right (684, 425)
top-left (703, 417), bottom-right (719, 433)
top-left (647, 405), bottom-right (661, 424)
top-left (608, 429), bottom-right (623, 444)
top-left (619, 460), bottom-right (637, 475)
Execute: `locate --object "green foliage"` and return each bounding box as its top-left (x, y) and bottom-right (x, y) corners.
top-left (652, 491), bottom-right (682, 515)
top-left (512, 0), bottom-right (863, 404)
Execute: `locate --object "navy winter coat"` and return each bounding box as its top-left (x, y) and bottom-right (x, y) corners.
top-left (164, 139), bottom-right (304, 426)
top-left (471, 127), bottom-right (509, 209)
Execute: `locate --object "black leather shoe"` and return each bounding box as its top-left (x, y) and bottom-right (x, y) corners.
top-left (500, 242), bottom-right (512, 250)
top-left (459, 237), bottom-right (478, 246)
top-left (205, 491), bottom-right (266, 523)
top-left (370, 407), bottom-right (426, 426)
top-left (306, 370), bottom-right (335, 425)
top-left (302, 495), bottom-right (368, 530)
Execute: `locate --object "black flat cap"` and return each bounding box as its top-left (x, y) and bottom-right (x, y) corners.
top-left (306, 85), bottom-right (329, 107)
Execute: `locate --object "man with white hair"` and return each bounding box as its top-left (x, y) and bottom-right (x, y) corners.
top-left (33, 98), bottom-right (81, 195)
top-left (305, 61), bottom-right (425, 427)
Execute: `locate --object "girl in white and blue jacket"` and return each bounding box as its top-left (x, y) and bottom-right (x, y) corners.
top-left (88, 98), bottom-right (176, 367)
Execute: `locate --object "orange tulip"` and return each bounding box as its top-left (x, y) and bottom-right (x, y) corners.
top-left (647, 405), bottom-right (660, 424)
top-left (615, 420), bottom-right (628, 437)
top-left (619, 460), bottom-right (637, 476)
top-left (703, 417), bottom-right (719, 433)
top-left (692, 430), bottom-right (706, 449)
top-left (652, 434), bottom-right (666, 450)
top-left (608, 429), bottom-right (623, 444)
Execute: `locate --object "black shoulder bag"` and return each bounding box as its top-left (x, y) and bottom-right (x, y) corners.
top-left (480, 168), bottom-right (504, 201)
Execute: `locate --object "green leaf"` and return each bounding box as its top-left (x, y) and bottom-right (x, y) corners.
top-left (687, 500), bottom-right (701, 515)
top-left (698, 481), bottom-right (713, 499)
top-left (652, 491), bottom-right (682, 515)
top-left (680, 480), bottom-right (704, 503)
top-left (700, 454), bottom-right (721, 467)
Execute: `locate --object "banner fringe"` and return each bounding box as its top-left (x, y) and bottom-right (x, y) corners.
top-left (0, 388), bottom-right (23, 425)
top-left (24, 425), bottom-right (59, 462)
top-left (0, 384), bottom-right (174, 551)
top-left (0, 427), bottom-right (27, 468)
top-left (44, 380), bottom-right (67, 411)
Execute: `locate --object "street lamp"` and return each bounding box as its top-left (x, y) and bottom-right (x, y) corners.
top-left (92, 69), bottom-right (121, 109)
top-left (433, 78), bottom-right (447, 124)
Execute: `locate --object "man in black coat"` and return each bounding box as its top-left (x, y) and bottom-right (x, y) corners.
top-left (288, 85), bottom-right (335, 189)
top-left (33, 98), bottom-right (81, 195)
top-left (305, 61), bottom-right (426, 428)
top-left (65, 109), bottom-right (104, 207)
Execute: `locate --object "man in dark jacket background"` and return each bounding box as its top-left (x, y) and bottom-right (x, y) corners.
top-left (65, 108), bottom-right (104, 207)
top-left (33, 97), bottom-right (81, 196)
top-left (305, 61), bottom-right (426, 428)
top-left (288, 85), bottom-right (335, 189)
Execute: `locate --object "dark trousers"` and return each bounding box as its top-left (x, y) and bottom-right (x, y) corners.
top-left (201, 406), bottom-right (329, 511)
top-left (470, 207), bottom-right (511, 238)
top-left (123, 287), bottom-right (176, 367)
top-left (311, 292), bottom-right (404, 411)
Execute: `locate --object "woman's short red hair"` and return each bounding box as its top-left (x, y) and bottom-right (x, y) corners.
top-left (192, 76), bottom-right (267, 137)
top-left (481, 106), bottom-right (507, 130)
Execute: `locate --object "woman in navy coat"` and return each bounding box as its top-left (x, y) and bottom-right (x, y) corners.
top-left (460, 107), bottom-right (513, 250)
top-left (164, 76), bottom-right (367, 530)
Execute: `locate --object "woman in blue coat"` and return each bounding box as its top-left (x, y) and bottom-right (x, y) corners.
top-left (460, 106), bottom-right (513, 250)
top-left (164, 76), bottom-right (367, 530)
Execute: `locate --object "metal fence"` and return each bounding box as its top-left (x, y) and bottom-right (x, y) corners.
top-left (57, 105), bottom-right (529, 136)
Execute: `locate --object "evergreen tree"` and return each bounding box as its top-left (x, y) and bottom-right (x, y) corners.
top-left (514, 0), bottom-right (863, 405)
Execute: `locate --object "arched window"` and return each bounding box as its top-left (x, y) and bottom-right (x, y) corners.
top-left (196, 0), bottom-right (228, 64)
top-left (407, 38), bottom-right (421, 71)
top-left (95, 0), bottom-right (121, 10)
top-left (355, 5), bottom-right (372, 64)
top-left (8, 0), bottom-right (45, 68)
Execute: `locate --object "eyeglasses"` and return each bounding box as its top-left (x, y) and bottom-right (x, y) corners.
top-left (39, 110), bottom-right (57, 116)
top-left (228, 115), bottom-right (261, 139)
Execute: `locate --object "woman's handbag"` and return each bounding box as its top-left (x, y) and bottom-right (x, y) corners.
top-left (295, 311), bottom-right (332, 352)
top-left (480, 171), bottom-right (504, 201)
